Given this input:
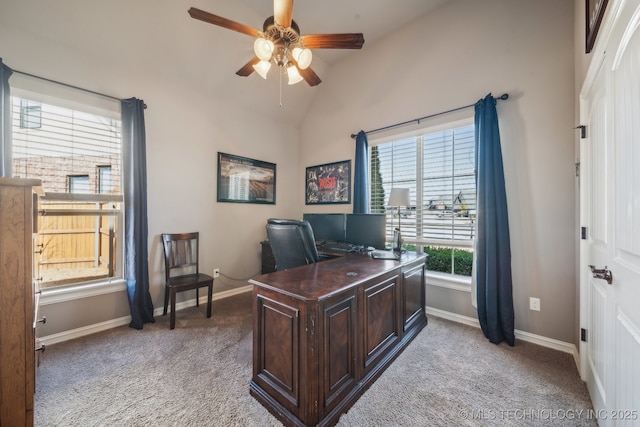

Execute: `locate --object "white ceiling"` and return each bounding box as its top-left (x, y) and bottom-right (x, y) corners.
top-left (195, 0), bottom-right (449, 64)
top-left (181, 0), bottom-right (449, 122)
top-left (2, 0), bottom-right (449, 124)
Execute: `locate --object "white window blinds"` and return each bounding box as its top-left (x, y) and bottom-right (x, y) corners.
top-left (370, 123), bottom-right (476, 247)
top-left (11, 97), bottom-right (121, 194)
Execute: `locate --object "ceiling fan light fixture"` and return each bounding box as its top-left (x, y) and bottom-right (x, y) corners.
top-left (286, 64), bottom-right (304, 85)
top-left (187, 3), bottom-right (364, 89)
top-left (254, 37), bottom-right (274, 61)
top-left (292, 47), bottom-right (312, 69)
top-left (253, 60), bottom-right (272, 79)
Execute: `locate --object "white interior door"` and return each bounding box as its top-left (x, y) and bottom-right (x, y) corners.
top-left (580, 51), bottom-right (610, 421)
top-left (580, 0), bottom-right (640, 425)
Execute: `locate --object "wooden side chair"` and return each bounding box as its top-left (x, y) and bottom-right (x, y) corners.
top-left (160, 232), bottom-right (214, 329)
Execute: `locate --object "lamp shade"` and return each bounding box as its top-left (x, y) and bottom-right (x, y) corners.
top-left (388, 188), bottom-right (410, 207)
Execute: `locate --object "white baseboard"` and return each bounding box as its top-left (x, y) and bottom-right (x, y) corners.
top-left (425, 306), bottom-right (580, 369)
top-left (40, 285), bottom-right (253, 346)
top-left (41, 291), bottom-right (581, 374)
top-left (151, 285), bottom-right (253, 317)
top-left (425, 306), bottom-right (480, 328)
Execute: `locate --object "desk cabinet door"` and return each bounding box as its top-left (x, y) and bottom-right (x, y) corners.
top-left (402, 263), bottom-right (425, 331)
top-left (320, 290), bottom-right (357, 417)
top-left (253, 294), bottom-right (301, 415)
top-left (361, 273), bottom-right (401, 373)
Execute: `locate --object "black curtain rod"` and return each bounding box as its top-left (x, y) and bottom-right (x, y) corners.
top-left (350, 93), bottom-right (508, 139)
top-left (12, 69), bottom-right (147, 109)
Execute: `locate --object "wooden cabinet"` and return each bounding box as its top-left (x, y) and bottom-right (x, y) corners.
top-left (319, 288), bottom-right (357, 417)
top-left (0, 177), bottom-right (41, 427)
top-left (402, 262), bottom-right (426, 332)
top-left (250, 253), bottom-right (427, 427)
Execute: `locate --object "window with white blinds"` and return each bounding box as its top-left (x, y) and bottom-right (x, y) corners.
top-left (12, 98), bottom-right (122, 193)
top-left (370, 122), bottom-right (476, 276)
top-left (10, 92), bottom-right (124, 289)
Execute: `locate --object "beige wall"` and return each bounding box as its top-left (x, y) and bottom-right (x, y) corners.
top-left (299, 0), bottom-right (577, 344)
top-left (2, 0), bottom-right (580, 345)
top-left (0, 1), bottom-right (301, 337)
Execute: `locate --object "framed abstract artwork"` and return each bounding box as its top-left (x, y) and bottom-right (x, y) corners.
top-left (305, 160), bottom-right (351, 205)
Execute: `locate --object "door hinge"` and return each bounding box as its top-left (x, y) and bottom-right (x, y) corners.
top-left (576, 125), bottom-right (587, 139)
top-left (575, 162), bottom-right (580, 177)
top-left (581, 227), bottom-right (587, 240)
top-left (581, 328), bottom-right (587, 342)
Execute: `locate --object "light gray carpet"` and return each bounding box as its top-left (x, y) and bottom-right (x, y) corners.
top-left (35, 291), bottom-right (595, 426)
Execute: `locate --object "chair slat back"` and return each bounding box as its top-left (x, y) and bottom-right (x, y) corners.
top-left (161, 232), bottom-right (200, 280)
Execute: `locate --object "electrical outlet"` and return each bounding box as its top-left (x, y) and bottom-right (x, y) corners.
top-left (213, 268), bottom-right (220, 278)
top-left (529, 297), bottom-right (540, 311)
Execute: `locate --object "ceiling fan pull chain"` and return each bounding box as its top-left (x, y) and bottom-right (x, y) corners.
top-left (279, 67), bottom-right (283, 108)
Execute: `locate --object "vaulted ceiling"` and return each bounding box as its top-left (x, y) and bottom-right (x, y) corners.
top-left (1, 0), bottom-right (449, 124)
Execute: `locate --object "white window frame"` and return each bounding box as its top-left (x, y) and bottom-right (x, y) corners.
top-left (38, 192), bottom-right (126, 305)
top-left (9, 77), bottom-right (127, 303)
top-left (369, 117), bottom-right (475, 288)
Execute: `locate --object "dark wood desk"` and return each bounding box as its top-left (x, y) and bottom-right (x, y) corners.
top-left (249, 252), bottom-right (427, 427)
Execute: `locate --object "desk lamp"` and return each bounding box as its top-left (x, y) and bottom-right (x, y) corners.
top-left (387, 188), bottom-right (410, 251)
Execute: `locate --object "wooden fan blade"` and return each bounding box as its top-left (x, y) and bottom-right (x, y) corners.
top-left (188, 7), bottom-right (260, 37)
top-left (274, 0), bottom-right (293, 28)
top-left (301, 33), bottom-right (365, 49)
top-left (236, 57), bottom-right (260, 77)
top-left (289, 57), bottom-right (321, 86)
top-left (299, 66), bottom-right (321, 87)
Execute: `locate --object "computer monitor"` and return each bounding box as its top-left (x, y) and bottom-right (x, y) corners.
top-left (345, 213), bottom-right (386, 249)
top-left (302, 213), bottom-right (346, 243)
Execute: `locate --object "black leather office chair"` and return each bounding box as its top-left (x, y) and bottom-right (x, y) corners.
top-left (266, 219), bottom-right (320, 271)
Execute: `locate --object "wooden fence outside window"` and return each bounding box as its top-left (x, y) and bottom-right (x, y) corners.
top-left (35, 193), bottom-right (122, 288)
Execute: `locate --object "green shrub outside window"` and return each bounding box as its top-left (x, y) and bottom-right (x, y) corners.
top-left (421, 246), bottom-right (473, 277)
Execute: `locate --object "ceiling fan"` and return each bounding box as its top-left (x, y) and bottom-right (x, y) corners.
top-left (188, 0), bottom-right (365, 87)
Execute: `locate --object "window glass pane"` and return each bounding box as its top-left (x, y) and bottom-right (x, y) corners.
top-left (98, 166), bottom-right (113, 194)
top-left (20, 99), bottom-right (41, 129)
top-left (422, 125), bottom-right (475, 242)
top-left (11, 94), bottom-right (123, 289)
top-left (68, 175), bottom-right (90, 193)
top-left (370, 137), bottom-right (417, 241)
top-left (370, 122), bottom-right (475, 276)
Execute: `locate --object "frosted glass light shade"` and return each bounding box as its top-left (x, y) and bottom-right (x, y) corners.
top-left (286, 65), bottom-right (304, 85)
top-left (254, 38), bottom-right (274, 61)
top-left (292, 47), bottom-right (312, 69)
top-left (253, 60), bottom-right (272, 79)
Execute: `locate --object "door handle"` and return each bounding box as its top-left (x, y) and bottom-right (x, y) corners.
top-left (589, 265), bottom-right (613, 285)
